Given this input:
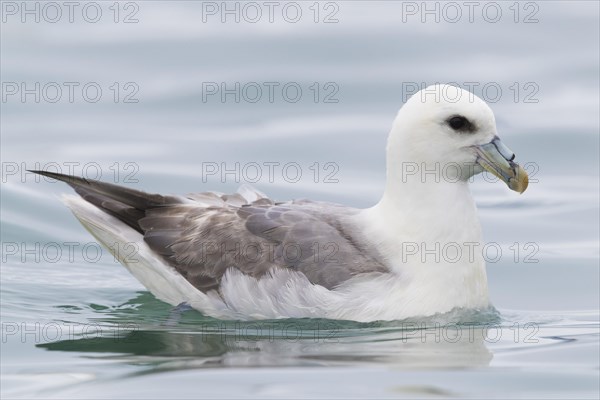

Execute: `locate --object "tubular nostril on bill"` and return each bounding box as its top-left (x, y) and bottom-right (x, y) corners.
top-left (493, 138), bottom-right (516, 161)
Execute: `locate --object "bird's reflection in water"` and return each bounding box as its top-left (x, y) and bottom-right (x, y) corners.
top-left (38, 293), bottom-right (497, 373)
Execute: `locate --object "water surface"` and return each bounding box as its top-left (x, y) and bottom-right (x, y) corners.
top-left (1, 1), bottom-right (599, 398)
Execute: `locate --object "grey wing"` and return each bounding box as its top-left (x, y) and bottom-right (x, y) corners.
top-left (27, 170), bottom-right (388, 293)
top-left (140, 197), bottom-right (390, 292)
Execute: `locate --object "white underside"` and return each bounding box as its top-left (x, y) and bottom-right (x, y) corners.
top-left (63, 193), bottom-right (490, 323)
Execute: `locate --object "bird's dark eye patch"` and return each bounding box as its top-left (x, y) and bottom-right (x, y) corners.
top-left (447, 115), bottom-right (475, 133)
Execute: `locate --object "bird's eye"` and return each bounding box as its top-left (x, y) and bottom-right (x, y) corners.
top-left (448, 116), bottom-right (466, 130)
top-left (447, 115), bottom-right (474, 132)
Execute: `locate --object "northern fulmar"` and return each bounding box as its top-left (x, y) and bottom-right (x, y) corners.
top-left (31, 84), bottom-right (528, 322)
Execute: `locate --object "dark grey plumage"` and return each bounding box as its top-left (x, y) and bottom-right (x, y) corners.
top-left (30, 170), bottom-right (389, 292)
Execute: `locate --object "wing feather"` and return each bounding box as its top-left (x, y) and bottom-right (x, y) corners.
top-left (28, 170), bottom-right (389, 293)
top-left (141, 197), bottom-right (389, 291)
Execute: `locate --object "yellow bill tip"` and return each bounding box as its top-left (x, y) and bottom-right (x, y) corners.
top-left (509, 164), bottom-right (529, 194)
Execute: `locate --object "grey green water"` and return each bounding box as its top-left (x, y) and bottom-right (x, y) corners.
top-left (1, 1), bottom-right (599, 398)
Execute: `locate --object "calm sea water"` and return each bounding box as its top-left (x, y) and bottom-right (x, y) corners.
top-left (1, 1), bottom-right (599, 399)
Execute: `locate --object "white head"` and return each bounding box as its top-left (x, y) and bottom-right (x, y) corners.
top-left (386, 84), bottom-right (528, 193)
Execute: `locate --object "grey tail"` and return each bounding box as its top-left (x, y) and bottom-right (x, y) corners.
top-left (29, 170), bottom-right (181, 233)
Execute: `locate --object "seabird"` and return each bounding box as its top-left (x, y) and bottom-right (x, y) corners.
top-left (30, 84), bottom-right (528, 322)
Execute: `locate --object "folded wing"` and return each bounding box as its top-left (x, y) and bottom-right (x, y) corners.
top-left (30, 171), bottom-right (389, 293)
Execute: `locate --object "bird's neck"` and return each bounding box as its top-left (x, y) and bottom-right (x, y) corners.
top-left (357, 156), bottom-right (489, 311)
top-left (363, 152), bottom-right (484, 256)
top-left (378, 180), bottom-right (477, 232)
